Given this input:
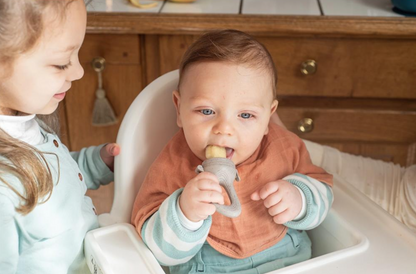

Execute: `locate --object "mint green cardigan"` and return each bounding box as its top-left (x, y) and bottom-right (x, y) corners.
top-left (0, 132), bottom-right (113, 273)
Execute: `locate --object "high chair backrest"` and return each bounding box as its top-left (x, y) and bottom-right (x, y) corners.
top-left (99, 70), bottom-right (180, 226)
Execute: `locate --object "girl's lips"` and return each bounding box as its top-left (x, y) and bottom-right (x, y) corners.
top-left (53, 92), bottom-right (66, 100)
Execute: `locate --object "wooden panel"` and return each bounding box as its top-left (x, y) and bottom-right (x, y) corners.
top-left (259, 37), bottom-right (416, 99)
top-left (278, 107), bottom-right (416, 143)
top-left (158, 35), bottom-right (199, 75)
top-left (143, 34), bottom-right (200, 84)
top-left (348, 39), bottom-right (416, 99)
top-left (143, 35), bottom-right (161, 85)
top-left (79, 34), bottom-right (140, 64)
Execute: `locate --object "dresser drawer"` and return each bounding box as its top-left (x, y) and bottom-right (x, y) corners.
top-left (278, 107), bottom-right (416, 143)
top-left (258, 37), bottom-right (416, 99)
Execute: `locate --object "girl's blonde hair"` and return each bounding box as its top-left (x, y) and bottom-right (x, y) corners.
top-left (0, 0), bottom-right (76, 214)
top-left (179, 29), bottom-right (278, 99)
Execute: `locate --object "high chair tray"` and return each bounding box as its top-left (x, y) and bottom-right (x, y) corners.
top-left (85, 223), bottom-right (164, 274)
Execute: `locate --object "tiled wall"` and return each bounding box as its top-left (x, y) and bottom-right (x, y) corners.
top-left (87, 0), bottom-right (402, 17)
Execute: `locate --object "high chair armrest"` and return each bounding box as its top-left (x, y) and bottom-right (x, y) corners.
top-left (84, 223), bottom-right (165, 274)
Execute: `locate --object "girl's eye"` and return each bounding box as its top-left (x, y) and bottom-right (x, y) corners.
top-left (54, 62), bottom-right (71, 71)
top-left (200, 109), bottom-right (214, 115)
top-left (240, 113), bottom-right (253, 119)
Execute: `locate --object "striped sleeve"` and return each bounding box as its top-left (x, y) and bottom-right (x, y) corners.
top-left (283, 173), bottom-right (334, 230)
top-left (141, 188), bottom-right (212, 266)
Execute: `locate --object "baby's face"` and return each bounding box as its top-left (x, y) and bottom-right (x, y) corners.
top-left (173, 61), bottom-right (277, 165)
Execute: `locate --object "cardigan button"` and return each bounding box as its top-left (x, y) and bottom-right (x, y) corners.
top-left (53, 140), bottom-right (59, 147)
top-left (78, 173), bottom-right (83, 181)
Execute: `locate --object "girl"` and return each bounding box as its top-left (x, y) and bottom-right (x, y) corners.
top-left (0, 0), bottom-right (119, 273)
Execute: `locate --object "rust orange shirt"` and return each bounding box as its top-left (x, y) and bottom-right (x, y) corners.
top-left (132, 123), bottom-right (333, 258)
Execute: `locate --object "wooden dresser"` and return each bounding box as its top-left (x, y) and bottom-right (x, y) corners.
top-left (60, 8), bottom-right (416, 212)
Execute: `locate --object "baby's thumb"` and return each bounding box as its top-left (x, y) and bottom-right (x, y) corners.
top-left (251, 191), bottom-right (261, 201)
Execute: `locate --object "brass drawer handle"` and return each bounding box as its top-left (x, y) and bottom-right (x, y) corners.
top-left (92, 57), bottom-right (106, 72)
top-left (300, 60), bottom-right (317, 75)
top-left (297, 118), bottom-right (314, 133)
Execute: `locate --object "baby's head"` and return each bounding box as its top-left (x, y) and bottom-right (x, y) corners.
top-left (0, 0), bottom-right (86, 116)
top-left (173, 29), bottom-right (278, 165)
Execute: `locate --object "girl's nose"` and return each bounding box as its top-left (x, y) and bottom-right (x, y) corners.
top-left (213, 117), bottom-right (233, 136)
top-left (67, 57), bottom-right (84, 82)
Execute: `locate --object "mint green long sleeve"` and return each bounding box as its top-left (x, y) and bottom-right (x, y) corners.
top-left (0, 132), bottom-right (113, 274)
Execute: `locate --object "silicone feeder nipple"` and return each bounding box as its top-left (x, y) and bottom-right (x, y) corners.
top-left (195, 145), bottom-right (242, 218)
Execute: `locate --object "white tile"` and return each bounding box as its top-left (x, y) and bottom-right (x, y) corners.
top-left (87, 0), bottom-right (163, 13)
top-left (161, 0), bottom-right (240, 14)
top-left (320, 0), bottom-right (403, 17)
top-left (242, 0), bottom-right (321, 15)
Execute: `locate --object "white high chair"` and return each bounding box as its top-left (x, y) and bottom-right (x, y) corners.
top-left (84, 70), bottom-right (416, 274)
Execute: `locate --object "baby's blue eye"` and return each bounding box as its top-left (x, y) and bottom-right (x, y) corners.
top-left (240, 113), bottom-right (253, 119)
top-left (200, 109), bottom-right (214, 115)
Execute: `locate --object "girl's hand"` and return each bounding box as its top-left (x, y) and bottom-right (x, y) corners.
top-left (179, 172), bottom-right (224, 222)
top-left (100, 143), bottom-right (120, 172)
top-left (251, 180), bottom-right (302, 224)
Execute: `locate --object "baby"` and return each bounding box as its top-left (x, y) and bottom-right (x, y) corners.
top-left (132, 29), bottom-right (333, 274)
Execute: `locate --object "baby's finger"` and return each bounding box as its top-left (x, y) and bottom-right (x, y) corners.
top-left (263, 192), bottom-right (283, 209)
top-left (106, 143), bottom-right (120, 156)
top-left (257, 182), bottom-right (279, 200)
top-left (268, 202), bottom-right (287, 217)
top-left (199, 203), bottom-right (217, 217)
top-left (198, 190), bottom-right (224, 205)
top-left (250, 191), bottom-right (261, 201)
top-left (272, 210), bottom-right (292, 224)
top-left (196, 176), bottom-right (222, 193)
top-left (196, 171), bottom-right (219, 183)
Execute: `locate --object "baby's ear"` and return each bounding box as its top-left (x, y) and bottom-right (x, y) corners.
top-left (172, 90), bottom-right (183, 128)
top-left (270, 100), bottom-right (278, 115)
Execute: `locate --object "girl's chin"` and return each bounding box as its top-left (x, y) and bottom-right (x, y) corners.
top-left (38, 103), bottom-right (60, 115)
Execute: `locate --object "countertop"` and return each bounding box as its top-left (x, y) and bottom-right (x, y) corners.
top-left (86, 0), bottom-right (416, 37)
top-left (87, 0), bottom-right (403, 17)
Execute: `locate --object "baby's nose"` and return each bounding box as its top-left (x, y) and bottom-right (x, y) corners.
top-left (213, 118), bottom-right (233, 136)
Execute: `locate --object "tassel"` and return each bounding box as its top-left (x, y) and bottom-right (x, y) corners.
top-left (91, 62), bottom-right (118, 127)
top-left (91, 87), bottom-right (118, 126)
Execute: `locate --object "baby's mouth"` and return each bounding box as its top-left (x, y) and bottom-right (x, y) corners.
top-left (225, 148), bottom-right (234, 159)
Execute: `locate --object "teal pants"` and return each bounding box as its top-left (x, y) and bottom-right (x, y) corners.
top-left (169, 229), bottom-right (311, 274)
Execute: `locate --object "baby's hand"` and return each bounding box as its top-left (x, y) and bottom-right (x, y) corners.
top-left (179, 172), bottom-right (224, 222)
top-left (251, 180), bottom-right (302, 224)
top-left (100, 143), bottom-right (120, 172)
